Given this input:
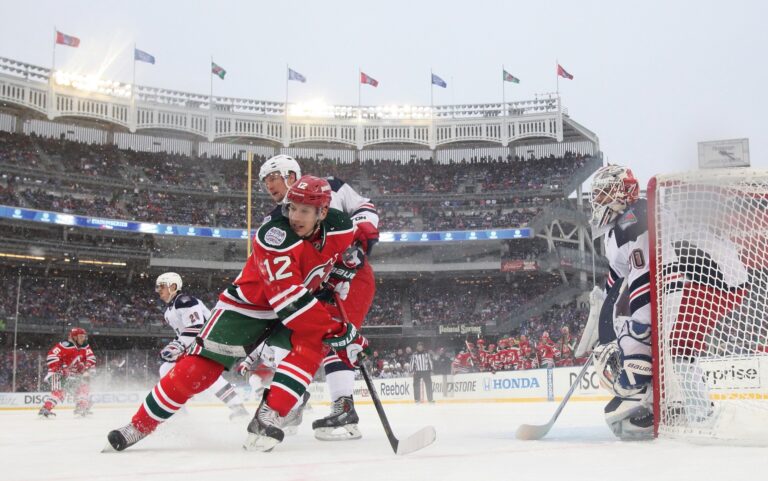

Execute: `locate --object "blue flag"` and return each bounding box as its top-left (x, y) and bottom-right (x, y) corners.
top-left (431, 73), bottom-right (447, 88)
top-left (134, 48), bottom-right (155, 65)
top-left (288, 68), bottom-right (306, 83)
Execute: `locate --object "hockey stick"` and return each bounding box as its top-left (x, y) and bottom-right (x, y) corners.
top-left (515, 351), bottom-right (595, 440)
top-left (334, 292), bottom-right (436, 455)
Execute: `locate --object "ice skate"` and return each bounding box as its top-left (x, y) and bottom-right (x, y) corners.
top-left (74, 404), bottom-right (93, 417)
top-left (243, 390), bottom-right (285, 452)
top-left (228, 403), bottom-right (249, 421)
top-left (37, 407), bottom-right (56, 419)
top-left (282, 391), bottom-right (311, 436)
top-left (105, 423), bottom-right (148, 452)
top-left (312, 395), bottom-right (362, 441)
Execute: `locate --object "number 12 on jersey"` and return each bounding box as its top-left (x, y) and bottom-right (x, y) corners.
top-left (263, 256), bottom-right (292, 281)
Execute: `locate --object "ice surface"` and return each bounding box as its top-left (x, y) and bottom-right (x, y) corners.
top-left (2, 401), bottom-right (766, 481)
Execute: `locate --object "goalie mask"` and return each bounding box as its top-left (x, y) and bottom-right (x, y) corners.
top-left (590, 165), bottom-right (639, 232)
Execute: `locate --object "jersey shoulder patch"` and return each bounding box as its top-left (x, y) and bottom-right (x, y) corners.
top-left (60, 341), bottom-right (74, 348)
top-left (256, 217), bottom-right (301, 251)
top-left (322, 208), bottom-right (353, 232)
top-left (325, 176), bottom-right (345, 192)
top-left (174, 294), bottom-right (199, 309)
top-left (612, 199), bottom-right (648, 247)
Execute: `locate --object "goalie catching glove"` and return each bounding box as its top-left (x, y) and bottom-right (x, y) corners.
top-left (160, 340), bottom-right (186, 362)
top-left (323, 322), bottom-right (371, 369)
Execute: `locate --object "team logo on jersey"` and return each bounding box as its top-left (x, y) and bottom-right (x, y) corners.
top-left (264, 227), bottom-right (287, 246)
top-left (618, 210), bottom-right (638, 230)
top-left (303, 258), bottom-right (335, 292)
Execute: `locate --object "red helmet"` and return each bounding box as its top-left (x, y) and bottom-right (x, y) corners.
top-left (70, 327), bottom-right (87, 338)
top-left (285, 175), bottom-right (332, 210)
top-left (69, 327), bottom-right (87, 345)
top-left (476, 339), bottom-right (486, 345)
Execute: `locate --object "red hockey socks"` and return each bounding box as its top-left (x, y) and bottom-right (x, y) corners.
top-left (132, 355), bottom-right (223, 433)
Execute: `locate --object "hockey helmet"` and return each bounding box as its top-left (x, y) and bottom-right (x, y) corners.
top-left (259, 155), bottom-right (302, 182)
top-left (590, 165), bottom-right (639, 230)
top-left (285, 175), bottom-right (332, 210)
top-left (69, 327), bottom-right (87, 345)
top-left (156, 272), bottom-right (183, 293)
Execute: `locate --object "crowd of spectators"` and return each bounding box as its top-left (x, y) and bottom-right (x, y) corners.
top-left (0, 131), bottom-right (593, 231)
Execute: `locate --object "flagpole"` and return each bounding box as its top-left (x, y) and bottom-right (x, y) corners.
top-left (430, 68), bottom-right (434, 114)
top-left (51, 27), bottom-right (57, 83)
top-left (501, 64), bottom-right (506, 118)
top-left (450, 76), bottom-right (455, 119)
top-left (357, 67), bottom-right (362, 120)
top-left (285, 64), bottom-right (289, 135)
top-left (210, 55), bottom-right (214, 130)
top-left (132, 43), bottom-right (137, 101)
top-left (556, 59), bottom-right (560, 95)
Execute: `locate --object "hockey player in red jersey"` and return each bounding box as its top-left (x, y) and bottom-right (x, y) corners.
top-left (556, 326), bottom-right (576, 367)
top-left (38, 327), bottom-right (96, 418)
top-left (537, 332), bottom-right (560, 368)
top-left (243, 154), bottom-right (378, 441)
top-left (106, 176), bottom-right (369, 453)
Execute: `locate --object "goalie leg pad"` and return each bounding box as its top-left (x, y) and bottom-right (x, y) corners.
top-left (604, 388), bottom-right (654, 441)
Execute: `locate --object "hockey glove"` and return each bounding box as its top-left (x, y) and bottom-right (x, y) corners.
top-left (323, 322), bottom-right (371, 369)
top-left (315, 263), bottom-right (355, 302)
top-left (353, 221), bottom-right (379, 255)
top-left (160, 340), bottom-right (186, 362)
top-left (341, 244), bottom-right (366, 270)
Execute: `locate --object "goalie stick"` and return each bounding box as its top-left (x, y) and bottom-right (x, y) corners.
top-left (516, 278), bottom-right (626, 440)
top-left (515, 351), bottom-right (596, 440)
top-left (334, 292), bottom-right (436, 455)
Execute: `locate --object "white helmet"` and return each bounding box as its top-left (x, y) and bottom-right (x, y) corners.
top-left (156, 272), bottom-right (183, 293)
top-left (589, 165), bottom-right (639, 231)
top-left (259, 155), bottom-right (301, 182)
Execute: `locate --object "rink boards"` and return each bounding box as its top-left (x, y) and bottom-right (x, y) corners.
top-left (3, 358), bottom-right (767, 410)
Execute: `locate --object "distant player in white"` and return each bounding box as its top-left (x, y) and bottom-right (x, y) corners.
top-left (237, 154), bottom-right (379, 440)
top-left (155, 272), bottom-right (248, 420)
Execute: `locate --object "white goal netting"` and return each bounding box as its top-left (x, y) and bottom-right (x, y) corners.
top-left (650, 169), bottom-right (768, 444)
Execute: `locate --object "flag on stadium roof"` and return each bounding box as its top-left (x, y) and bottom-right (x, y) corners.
top-left (360, 71), bottom-right (379, 87)
top-left (55, 31), bottom-right (80, 48)
top-left (288, 68), bottom-right (306, 83)
top-left (557, 64), bottom-right (573, 80)
top-left (211, 62), bottom-right (226, 79)
top-left (134, 48), bottom-right (155, 65)
top-left (503, 70), bottom-right (520, 83)
top-left (431, 73), bottom-right (447, 88)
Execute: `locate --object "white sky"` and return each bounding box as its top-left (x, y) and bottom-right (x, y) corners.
top-left (0, 0), bottom-right (766, 184)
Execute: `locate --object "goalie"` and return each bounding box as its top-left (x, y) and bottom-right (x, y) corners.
top-left (578, 165), bottom-right (655, 440)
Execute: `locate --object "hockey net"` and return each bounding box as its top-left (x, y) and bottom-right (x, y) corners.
top-left (649, 169), bottom-right (768, 444)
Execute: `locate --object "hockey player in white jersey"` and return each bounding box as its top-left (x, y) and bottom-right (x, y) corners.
top-left (155, 272), bottom-right (249, 420)
top-left (581, 165), bottom-right (656, 440)
top-left (238, 154), bottom-right (378, 440)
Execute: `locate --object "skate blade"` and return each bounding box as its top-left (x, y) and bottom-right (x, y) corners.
top-left (313, 425), bottom-right (362, 441)
top-left (101, 441), bottom-right (118, 453)
top-left (243, 433), bottom-right (281, 452)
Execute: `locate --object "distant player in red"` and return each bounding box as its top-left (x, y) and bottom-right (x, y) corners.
top-left (38, 327), bottom-right (96, 418)
top-left (537, 332), bottom-right (560, 368)
top-left (556, 326), bottom-right (576, 367)
top-left (451, 349), bottom-right (474, 374)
